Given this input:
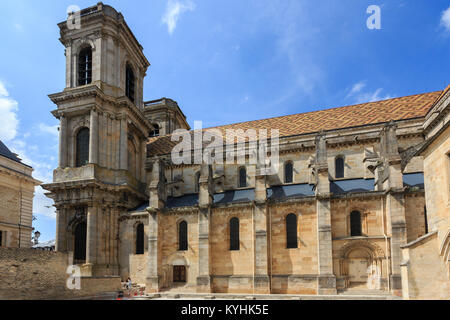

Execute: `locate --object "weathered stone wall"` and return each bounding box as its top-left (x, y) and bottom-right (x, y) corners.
top-left (401, 232), bottom-right (450, 300)
top-left (159, 211), bottom-right (200, 289)
top-left (0, 156), bottom-right (37, 248)
top-left (422, 125), bottom-right (450, 242)
top-left (404, 194), bottom-right (427, 242)
top-left (0, 248), bottom-right (121, 300)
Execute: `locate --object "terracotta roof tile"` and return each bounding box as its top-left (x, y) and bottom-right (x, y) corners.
top-left (147, 90), bottom-right (443, 156)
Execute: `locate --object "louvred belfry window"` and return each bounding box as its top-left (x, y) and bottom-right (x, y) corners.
top-left (76, 128), bottom-right (90, 167)
top-left (126, 65), bottom-right (135, 103)
top-left (78, 47), bottom-right (92, 86)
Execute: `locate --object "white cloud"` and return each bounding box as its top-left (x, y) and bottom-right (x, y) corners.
top-left (33, 187), bottom-right (56, 220)
top-left (162, 0), bottom-right (195, 35)
top-left (441, 7), bottom-right (450, 32)
top-left (346, 81), bottom-right (366, 99)
top-left (13, 23), bottom-right (23, 31)
top-left (354, 88), bottom-right (393, 104)
top-left (0, 80), bottom-right (19, 142)
top-left (0, 79), bottom-right (56, 221)
top-left (345, 81), bottom-right (393, 104)
top-left (38, 123), bottom-right (59, 138)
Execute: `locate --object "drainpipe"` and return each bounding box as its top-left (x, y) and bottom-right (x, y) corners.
top-left (269, 205), bottom-right (273, 293)
top-left (381, 196), bottom-right (390, 292)
top-left (252, 204), bottom-right (255, 295)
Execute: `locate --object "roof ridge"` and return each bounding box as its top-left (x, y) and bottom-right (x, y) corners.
top-left (204, 90), bottom-right (443, 131)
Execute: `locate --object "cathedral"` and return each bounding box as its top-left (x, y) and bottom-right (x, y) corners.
top-left (42, 3), bottom-right (450, 298)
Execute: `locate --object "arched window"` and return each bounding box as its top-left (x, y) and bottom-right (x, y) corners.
top-left (335, 156), bottom-right (345, 179)
top-left (178, 221), bottom-right (188, 251)
top-left (78, 47), bottom-right (92, 86)
top-left (238, 167), bottom-right (247, 188)
top-left (76, 128), bottom-right (90, 167)
top-left (285, 161), bottom-right (293, 184)
top-left (194, 172), bottom-right (201, 193)
top-left (136, 223), bottom-right (144, 255)
top-left (286, 214), bottom-right (298, 249)
top-left (230, 218), bottom-right (240, 251)
top-left (150, 124), bottom-right (160, 137)
top-left (125, 64), bottom-right (135, 103)
top-left (350, 211), bottom-right (362, 237)
top-left (74, 222), bottom-right (87, 263)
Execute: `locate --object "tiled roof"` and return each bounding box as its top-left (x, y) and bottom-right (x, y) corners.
top-left (0, 140), bottom-right (23, 164)
top-left (148, 90), bottom-right (443, 156)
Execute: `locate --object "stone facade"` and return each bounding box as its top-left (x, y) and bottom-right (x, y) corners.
top-left (400, 87), bottom-right (450, 300)
top-left (0, 141), bottom-right (40, 248)
top-left (42, 3), bottom-right (449, 299)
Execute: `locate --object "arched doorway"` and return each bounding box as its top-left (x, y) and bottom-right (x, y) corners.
top-left (347, 248), bottom-right (371, 287)
top-left (74, 222), bottom-right (87, 264)
top-left (339, 241), bottom-right (385, 290)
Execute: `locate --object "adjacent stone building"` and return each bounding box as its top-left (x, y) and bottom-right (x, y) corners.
top-left (42, 3), bottom-right (449, 298)
top-left (0, 140), bottom-right (41, 248)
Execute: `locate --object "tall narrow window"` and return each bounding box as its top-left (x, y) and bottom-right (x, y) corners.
top-left (74, 222), bottom-right (87, 263)
top-left (179, 221), bottom-right (188, 251)
top-left (150, 124), bottom-right (160, 137)
top-left (238, 167), bottom-right (247, 188)
top-left (76, 128), bottom-right (90, 167)
top-left (335, 156), bottom-right (344, 179)
top-left (0, 231), bottom-right (3, 247)
top-left (285, 161), bottom-right (293, 184)
top-left (136, 223), bottom-right (144, 255)
top-left (126, 64), bottom-right (135, 103)
top-left (286, 214), bottom-right (298, 249)
top-left (78, 47), bottom-right (92, 86)
top-left (230, 218), bottom-right (240, 251)
top-left (424, 206), bottom-right (428, 234)
top-left (350, 211), bottom-right (362, 237)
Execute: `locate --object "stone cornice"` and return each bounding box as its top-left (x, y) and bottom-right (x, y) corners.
top-left (49, 84), bottom-right (152, 134)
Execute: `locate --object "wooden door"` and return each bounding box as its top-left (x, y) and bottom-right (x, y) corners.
top-left (173, 266), bottom-right (186, 283)
top-left (348, 258), bottom-right (369, 284)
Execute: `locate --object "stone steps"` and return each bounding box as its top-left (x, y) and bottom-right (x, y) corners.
top-left (138, 292), bottom-right (400, 300)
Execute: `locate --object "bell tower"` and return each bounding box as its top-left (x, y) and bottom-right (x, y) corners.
top-left (43, 3), bottom-right (152, 277)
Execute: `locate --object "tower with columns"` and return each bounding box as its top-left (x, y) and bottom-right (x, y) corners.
top-left (43, 3), bottom-right (152, 277)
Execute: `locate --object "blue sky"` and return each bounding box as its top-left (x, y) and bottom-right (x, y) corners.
top-left (0, 0), bottom-right (449, 242)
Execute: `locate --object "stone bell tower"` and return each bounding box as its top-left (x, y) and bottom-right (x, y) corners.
top-left (43, 3), bottom-right (152, 277)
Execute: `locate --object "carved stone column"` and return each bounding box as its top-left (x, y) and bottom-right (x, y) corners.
top-left (59, 116), bottom-right (68, 168)
top-left (89, 108), bottom-right (99, 165)
top-left (314, 133), bottom-right (337, 295)
top-left (85, 204), bottom-right (98, 276)
top-left (55, 206), bottom-right (67, 252)
top-left (119, 116), bottom-right (128, 170)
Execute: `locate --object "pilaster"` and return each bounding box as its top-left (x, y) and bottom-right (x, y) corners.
top-left (85, 204), bottom-right (98, 276)
top-left (253, 167), bottom-right (270, 294)
top-left (314, 133), bottom-right (337, 295)
top-left (197, 165), bottom-right (213, 293)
